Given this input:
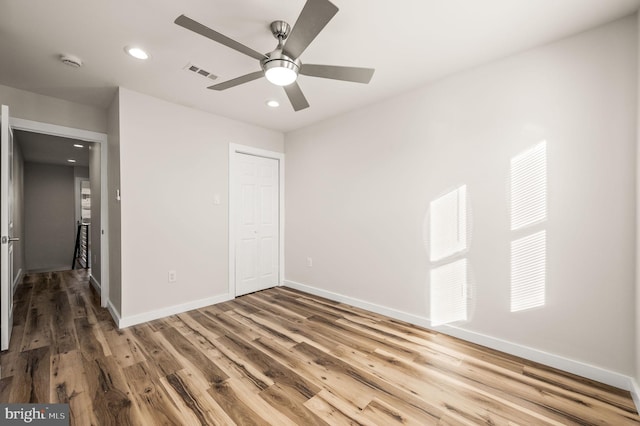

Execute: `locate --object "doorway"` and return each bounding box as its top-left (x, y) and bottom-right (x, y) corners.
top-left (10, 116), bottom-right (109, 307)
top-left (229, 144), bottom-right (284, 297)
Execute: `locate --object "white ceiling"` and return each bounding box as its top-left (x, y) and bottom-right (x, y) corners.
top-left (0, 0), bottom-right (638, 133)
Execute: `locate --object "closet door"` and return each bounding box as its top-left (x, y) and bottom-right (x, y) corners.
top-left (234, 153), bottom-right (279, 296)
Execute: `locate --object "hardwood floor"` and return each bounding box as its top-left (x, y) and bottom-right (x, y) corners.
top-left (1, 270), bottom-right (639, 425)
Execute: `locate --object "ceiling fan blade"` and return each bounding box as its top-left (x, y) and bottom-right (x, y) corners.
top-left (283, 0), bottom-right (338, 59)
top-left (175, 14), bottom-right (266, 61)
top-left (300, 64), bottom-right (375, 84)
top-left (284, 82), bottom-right (310, 111)
top-left (208, 71), bottom-right (264, 91)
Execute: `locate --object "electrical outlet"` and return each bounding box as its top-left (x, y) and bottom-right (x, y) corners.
top-left (168, 270), bottom-right (177, 283)
top-left (307, 257), bottom-right (313, 267)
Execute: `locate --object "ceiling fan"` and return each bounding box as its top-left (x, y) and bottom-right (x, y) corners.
top-left (175, 0), bottom-right (375, 111)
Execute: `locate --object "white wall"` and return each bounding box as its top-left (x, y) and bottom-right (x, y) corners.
top-left (635, 11), bottom-right (640, 394)
top-left (285, 15), bottom-right (637, 378)
top-left (117, 88), bottom-right (284, 320)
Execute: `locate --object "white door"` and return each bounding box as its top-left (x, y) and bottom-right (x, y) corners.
top-left (235, 153), bottom-right (279, 296)
top-left (1, 105), bottom-right (15, 351)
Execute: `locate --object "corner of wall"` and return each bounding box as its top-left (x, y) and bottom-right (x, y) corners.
top-left (117, 293), bottom-right (232, 329)
top-left (107, 87), bottom-right (122, 316)
top-left (107, 298), bottom-right (122, 329)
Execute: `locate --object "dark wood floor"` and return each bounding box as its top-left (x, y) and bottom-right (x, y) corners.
top-left (1, 270), bottom-right (639, 425)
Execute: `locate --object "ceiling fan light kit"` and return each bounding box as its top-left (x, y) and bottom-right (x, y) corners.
top-left (175, 0), bottom-right (375, 111)
top-left (262, 51), bottom-right (300, 86)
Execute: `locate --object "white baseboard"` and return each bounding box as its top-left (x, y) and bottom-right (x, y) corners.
top-left (89, 274), bottom-right (101, 292)
top-left (12, 268), bottom-right (23, 291)
top-left (26, 266), bottom-right (72, 274)
top-left (284, 279), bottom-right (638, 399)
top-left (630, 379), bottom-right (640, 413)
top-left (117, 293), bottom-right (233, 329)
top-left (107, 299), bottom-right (121, 327)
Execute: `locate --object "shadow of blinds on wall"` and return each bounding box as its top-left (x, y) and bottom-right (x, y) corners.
top-left (510, 141), bottom-right (547, 312)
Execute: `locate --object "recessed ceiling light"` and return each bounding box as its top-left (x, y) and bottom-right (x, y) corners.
top-left (266, 100), bottom-right (280, 108)
top-left (73, 144), bottom-right (84, 148)
top-left (67, 159), bottom-right (77, 163)
top-left (125, 46), bottom-right (149, 60)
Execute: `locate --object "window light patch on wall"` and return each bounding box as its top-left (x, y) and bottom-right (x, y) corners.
top-left (427, 184), bottom-right (470, 327)
top-left (510, 141), bottom-right (547, 231)
top-left (509, 140), bottom-right (547, 313)
top-left (430, 258), bottom-right (468, 326)
top-left (429, 185), bottom-right (467, 262)
top-left (510, 230), bottom-right (546, 312)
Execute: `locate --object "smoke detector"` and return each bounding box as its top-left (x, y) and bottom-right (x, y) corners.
top-left (60, 54), bottom-right (83, 68)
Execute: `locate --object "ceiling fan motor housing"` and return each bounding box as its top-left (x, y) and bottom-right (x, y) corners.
top-left (262, 21), bottom-right (299, 85)
top-left (262, 50), bottom-right (300, 72)
top-left (270, 21), bottom-right (291, 42)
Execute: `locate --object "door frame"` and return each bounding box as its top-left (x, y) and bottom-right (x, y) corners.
top-left (11, 117), bottom-right (110, 308)
top-left (228, 143), bottom-right (284, 298)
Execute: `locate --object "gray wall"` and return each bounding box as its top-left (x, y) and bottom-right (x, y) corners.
top-left (73, 166), bottom-right (89, 179)
top-left (24, 162), bottom-right (76, 271)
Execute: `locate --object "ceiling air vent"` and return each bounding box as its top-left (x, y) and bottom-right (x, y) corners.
top-left (184, 63), bottom-right (217, 81)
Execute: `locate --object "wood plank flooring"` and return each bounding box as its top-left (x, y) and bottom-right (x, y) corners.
top-left (1, 270), bottom-right (639, 425)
